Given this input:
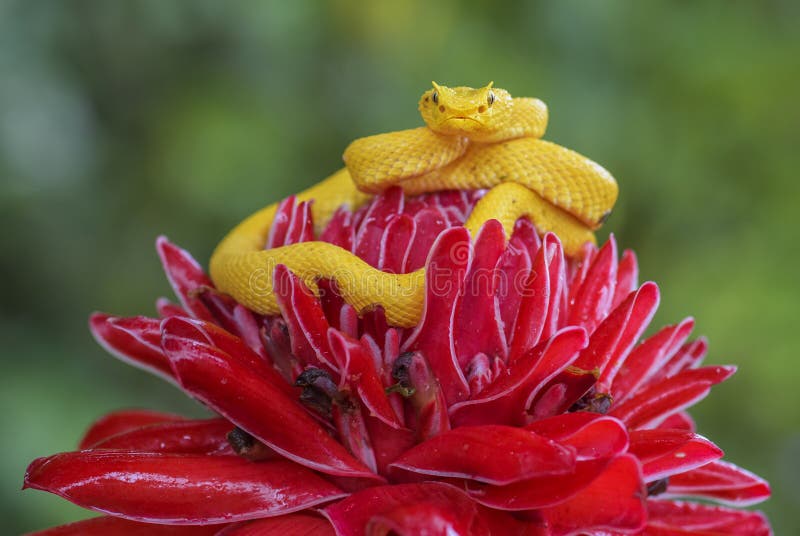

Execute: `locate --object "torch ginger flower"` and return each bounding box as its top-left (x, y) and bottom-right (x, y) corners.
top-left (23, 188), bottom-right (771, 535)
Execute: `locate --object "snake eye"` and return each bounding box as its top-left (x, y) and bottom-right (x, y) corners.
top-left (432, 91), bottom-right (439, 104)
top-left (487, 91), bottom-right (496, 107)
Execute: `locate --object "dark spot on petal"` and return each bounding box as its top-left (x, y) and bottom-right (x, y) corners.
top-left (392, 352), bottom-right (414, 387)
top-left (295, 367), bottom-right (342, 417)
top-left (569, 389), bottom-right (613, 414)
top-left (387, 352), bottom-right (417, 397)
top-left (647, 477), bottom-right (670, 497)
top-left (227, 427), bottom-right (272, 461)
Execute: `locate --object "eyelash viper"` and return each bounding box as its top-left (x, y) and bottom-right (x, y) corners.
top-left (208, 82), bottom-right (618, 327)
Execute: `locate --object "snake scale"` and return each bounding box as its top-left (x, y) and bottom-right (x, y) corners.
top-left (209, 82), bottom-right (618, 327)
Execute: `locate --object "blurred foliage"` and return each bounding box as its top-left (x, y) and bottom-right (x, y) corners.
top-left (1, 0), bottom-right (798, 533)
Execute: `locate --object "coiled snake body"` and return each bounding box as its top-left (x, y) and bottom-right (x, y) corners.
top-left (209, 83), bottom-right (618, 327)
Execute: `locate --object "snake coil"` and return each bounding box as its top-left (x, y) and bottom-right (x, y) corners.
top-left (209, 82), bottom-right (618, 327)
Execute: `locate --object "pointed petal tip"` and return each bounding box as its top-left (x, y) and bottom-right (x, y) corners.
top-left (639, 280), bottom-right (660, 297)
top-left (23, 455), bottom-right (52, 490)
top-left (88, 311), bottom-right (112, 332)
top-left (541, 231), bottom-right (563, 249)
top-left (155, 234), bottom-right (172, 251)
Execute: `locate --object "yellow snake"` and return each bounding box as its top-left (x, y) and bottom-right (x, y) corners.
top-left (209, 82), bottom-right (617, 327)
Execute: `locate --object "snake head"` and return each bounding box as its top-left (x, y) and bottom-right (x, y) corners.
top-left (419, 82), bottom-right (513, 141)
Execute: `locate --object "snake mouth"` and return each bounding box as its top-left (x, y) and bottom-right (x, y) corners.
top-left (442, 116), bottom-right (484, 127)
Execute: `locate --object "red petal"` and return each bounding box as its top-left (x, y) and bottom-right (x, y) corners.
top-left (509, 217), bottom-right (542, 260)
top-left (273, 265), bottom-right (338, 372)
top-left (664, 460), bottom-right (771, 506)
top-left (80, 409), bottom-right (185, 449)
top-left (465, 457), bottom-right (612, 510)
top-left (320, 207), bottom-right (356, 252)
top-left (389, 425), bottom-right (574, 485)
top-left (218, 514), bottom-right (334, 535)
top-left (611, 318), bottom-right (695, 404)
top-left (284, 200), bottom-right (314, 245)
top-left (266, 196), bottom-right (295, 248)
top-left (328, 330), bottom-right (402, 429)
top-left (323, 482), bottom-right (484, 536)
top-left (657, 411), bottom-right (696, 432)
top-left (403, 227), bottom-right (471, 405)
top-left (540, 454), bottom-right (647, 535)
top-left (656, 337), bottom-right (709, 382)
top-left (315, 279), bottom-right (347, 332)
top-left (90, 418), bottom-right (236, 456)
top-left (450, 327), bottom-right (587, 427)
top-left (399, 351), bottom-right (451, 441)
top-left (567, 235), bottom-right (618, 334)
top-left (496, 225), bottom-right (533, 343)
top-left (567, 241), bottom-right (596, 305)
top-left (361, 306), bottom-right (390, 354)
top-left (161, 317), bottom-right (377, 479)
top-left (354, 188), bottom-right (405, 267)
top-left (526, 412), bottom-right (629, 461)
top-left (612, 248), bottom-right (639, 310)
top-left (365, 415), bottom-right (416, 475)
top-left (405, 208), bottom-right (448, 271)
top-left (192, 289), bottom-right (266, 357)
top-left (538, 234), bottom-right (567, 344)
top-left (628, 429), bottom-right (723, 481)
top-left (331, 397), bottom-right (378, 474)
top-left (509, 234), bottom-right (567, 361)
top-left (168, 317), bottom-right (294, 397)
top-left (156, 237), bottom-right (214, 322)
top-left (191, 287), bottom-right (242, 335)
top-left (526, 368), bottom-right (596, 420)
top-left (610, 366), bottom-right (735, 429)
top-left (430, 190), bottom-right (473, 223)
top-left (24, 451), bottom-right (346, 524)
top-left (24, 516), bottom-right (221, 535)
top-left (478, 506), bottom-right (545, 536)
top-left (365, 503), bottom-right (471, 536)
top-left (378, 214), bottom-right (415, 273)
top-left (156, 298), bottom-right (188, 318)
top-left (89, 314), bottom-right (175, 383)
top-left (575, 282), bottom-right (660, 390)
top-left (508, 234), bottom-right (562, 363)
top-left (646, 499), bottom-right (772, 535)
top-left (454, 220), bottom-right (507, 366)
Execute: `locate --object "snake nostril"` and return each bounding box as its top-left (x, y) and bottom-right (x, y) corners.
top-left (478, 105), bottom-right (487, 113)
top-left (439, 105), bottom-right (446, 113)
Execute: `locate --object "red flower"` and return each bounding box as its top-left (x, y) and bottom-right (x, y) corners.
top-left (23, 189), bottom-right (771, 535)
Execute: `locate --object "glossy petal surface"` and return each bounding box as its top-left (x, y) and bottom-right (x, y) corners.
top-left (646, 500), bottom-right (772, 535)
top-left (540, 454), bottom-right (647, 535)
top-left (24, 451), bottom-right (346, 524)
top-left (389, 425), bottom-right (574, 485)
top-left (79, 409), bottom-right (185, 449)
top-left (324, 482), bottom-right (486, 536)
top-left (664, 460), bottom-right (771, 507)
top-left (217, 514), bottom-right (334, 536)
top-left (90, 418), bottom-right (235, 455)
top-left (628, 429), bottom-right (723, 481)
top-left (25, 516), bottom-right (222, 535)
top-left (161, 317), bottom-right (378, 479)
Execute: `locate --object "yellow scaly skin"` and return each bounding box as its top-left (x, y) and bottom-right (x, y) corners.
top-left (209, 82), bottom-right (618, 327)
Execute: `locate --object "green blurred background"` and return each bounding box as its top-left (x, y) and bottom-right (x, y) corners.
top-left (2, 1), bottom-right (798, 533)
